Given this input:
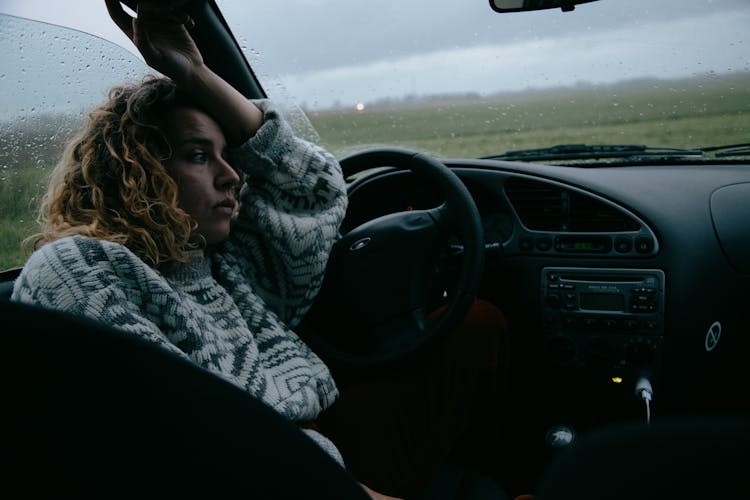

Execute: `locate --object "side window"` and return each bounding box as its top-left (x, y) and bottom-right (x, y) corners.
top-left (0, 15), bottom-right (149, 269)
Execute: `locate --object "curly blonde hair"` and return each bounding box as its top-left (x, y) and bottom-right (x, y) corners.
top-left (25, 75), bottom-right (201, 268)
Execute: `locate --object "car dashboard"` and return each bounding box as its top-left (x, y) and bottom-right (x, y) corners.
top-left (341, 157), bottom-right (750, 484)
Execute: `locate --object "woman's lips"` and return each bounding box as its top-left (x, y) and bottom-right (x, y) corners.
top-left (214, 198), bottom-right (236, 214)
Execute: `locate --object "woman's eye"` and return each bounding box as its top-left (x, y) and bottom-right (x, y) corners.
top-left (191, 151), bottom-right (208, 163)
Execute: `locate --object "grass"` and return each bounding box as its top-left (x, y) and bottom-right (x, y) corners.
top-left (0, 163), bottom-right (52, 269)
top-left (307, 74), bottom-right (750, 157)
top-left (1, 74), bottom-right (749, 270)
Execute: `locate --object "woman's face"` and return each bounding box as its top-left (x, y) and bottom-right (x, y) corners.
top-left (162, 106), bottom-right (240, 247)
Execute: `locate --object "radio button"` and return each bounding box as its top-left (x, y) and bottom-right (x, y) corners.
top-left (614, 236), bottom-right (633, 253)
top-left (545, 294), bottom-right (561, 307)
top-left (635, 236), bottom-right (655, 254)
top-left (564, 296), bottom-right (577, 309)
top-left (633, 297), bottom-right (657, 308)
top-left (519, 237), bottom-right (534, 251)
top-left (582, 317), bottom-right (598, 328)
top-left (630, 303), bottom-right (657, 313)
top-left (625, 319), bottom-right (640, 330)
top-left (536, 237), bottom-right (553, 251)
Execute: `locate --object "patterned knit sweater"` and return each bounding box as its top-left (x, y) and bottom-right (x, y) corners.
top-left (11, 100), bottom-right (348, 464)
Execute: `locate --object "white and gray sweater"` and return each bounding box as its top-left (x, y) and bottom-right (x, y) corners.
top-left (11, 100), bottom-right (348, 464)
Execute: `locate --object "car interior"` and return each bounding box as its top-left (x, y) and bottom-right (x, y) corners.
top-left (1, 0), bottom-right (749, 498)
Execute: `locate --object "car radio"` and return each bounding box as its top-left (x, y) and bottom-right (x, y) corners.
top-left (541, 267), bottom-right (665, 334)
top-left (541, 267), bottom-right (665, 371)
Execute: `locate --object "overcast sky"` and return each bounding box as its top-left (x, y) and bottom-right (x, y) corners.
top-left (1, 0), bottom-right (749, 114)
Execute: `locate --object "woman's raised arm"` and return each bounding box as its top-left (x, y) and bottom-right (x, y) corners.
top-left (104, 0), bottom-right (263, 144)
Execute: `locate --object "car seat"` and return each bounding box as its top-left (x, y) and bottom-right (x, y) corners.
top-left (0, 266), bottom-right (20, 300)
top-left (0, 299), bottom-right (508, 499)
top-left (0, 300), bottom-right (370, 498)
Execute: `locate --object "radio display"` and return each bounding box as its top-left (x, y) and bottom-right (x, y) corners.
top-left (580, 292), bottom-right (625, 311)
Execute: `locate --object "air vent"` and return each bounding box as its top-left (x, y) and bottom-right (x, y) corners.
top-left (503, 179), bottom-right (564, 231)
top-left (505, 178), bottom-right (640, 232)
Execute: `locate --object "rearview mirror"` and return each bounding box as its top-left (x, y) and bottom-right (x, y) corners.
top-left (489, 0), bottom-right (599, 13)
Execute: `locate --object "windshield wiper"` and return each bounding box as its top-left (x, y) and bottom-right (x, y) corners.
top-left (700, 142), bottom-right (750, 158)
top-left (482, 144), bottom-right (703, 162)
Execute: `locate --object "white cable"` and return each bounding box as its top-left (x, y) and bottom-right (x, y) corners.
top-left (635, 377), bottom-right (653, 425)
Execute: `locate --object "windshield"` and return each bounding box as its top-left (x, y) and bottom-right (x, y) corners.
top-left (216, 0), bottom-right (750, 159)
top-left (1, 0), bottom-right (749, 269)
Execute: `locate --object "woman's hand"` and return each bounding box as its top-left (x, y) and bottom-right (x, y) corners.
top-left (103, 0), bottom-right (262, 144)
top-left (105, 0), bottom-right (203, 83)
top-left (359, 483), bottom-right (404, 500)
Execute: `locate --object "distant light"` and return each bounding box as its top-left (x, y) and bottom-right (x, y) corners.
top-left (611, 376), bottom-right (623, 384)
top-left (355, 102), bottom-right (365, 112)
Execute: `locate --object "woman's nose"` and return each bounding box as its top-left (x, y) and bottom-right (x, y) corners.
top-left (216, 157), bottom-right (240, 189)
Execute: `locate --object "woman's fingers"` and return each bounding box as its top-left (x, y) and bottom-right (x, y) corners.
top-left (104, 0), bottom-right (134, 39)
top-left (105, 0), bottom-right (201, 81)
top-left (105, 1), bottom-right (192, 38)
top-left (134, 2), bottom-right (194, 37)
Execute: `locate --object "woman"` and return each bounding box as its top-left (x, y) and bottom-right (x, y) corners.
top-left (11, 2), bottom-right (509, 499)
top-left (10, 0), bottom-right (367, 492)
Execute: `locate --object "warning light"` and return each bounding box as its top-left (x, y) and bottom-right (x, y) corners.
top-left (611, 376), bottom-right (623, 384)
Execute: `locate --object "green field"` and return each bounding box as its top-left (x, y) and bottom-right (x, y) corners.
top-left (1, 73), bottom-right (749, 270)
top-left (308, 73), bottom-right (750, 158)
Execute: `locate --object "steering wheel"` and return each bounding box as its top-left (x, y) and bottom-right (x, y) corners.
top-left (300, 147), bottom-right (485, 369)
